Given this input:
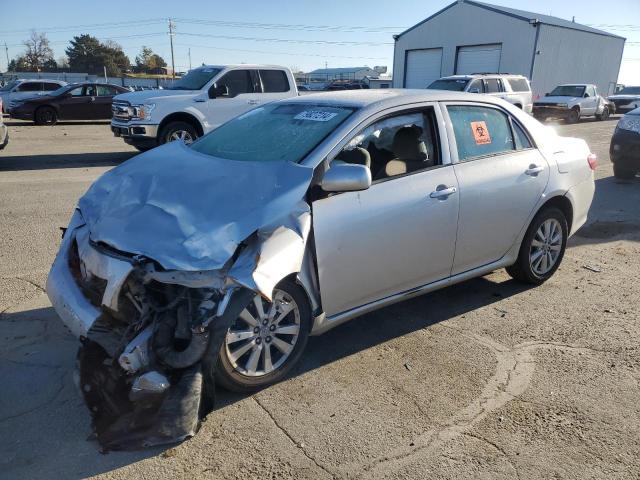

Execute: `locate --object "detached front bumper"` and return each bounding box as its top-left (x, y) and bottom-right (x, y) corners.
top-left (610, 128), bottom-right (640, 167)
top-left (46, 210), bottom-right (133, 338)
top-left (533, 105), bottom-right (570, 119)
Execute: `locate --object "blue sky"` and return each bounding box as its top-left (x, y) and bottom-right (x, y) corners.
top-left (1, 0), bottom-right (638, 83)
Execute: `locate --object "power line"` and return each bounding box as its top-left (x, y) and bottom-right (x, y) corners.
top-left (174, 43), bottom-right (388, 60)
top-left (173, 18), bottom-right (406, 33)
top-left (178, 32), bottom-right (393, 46)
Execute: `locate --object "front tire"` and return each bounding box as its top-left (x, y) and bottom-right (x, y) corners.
top-left (506, 207), bottom-right (568, 285)
top-left (215, 280), bottom-right (311, 393)
top-left (565, 108), bottom-right (580, 124)
top-left (34, 106), bottom-right (57, 125)
top-left (159, 121), bottom-right (198, 145)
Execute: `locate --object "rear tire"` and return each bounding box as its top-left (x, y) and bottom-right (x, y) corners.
top-left (34, 106), bottom-right (57, 125)
top-left (506, 207), bottom-right (568, 285)
top-left (596, 107), bottom-right (610, 121)
top-left (159, 121), bottom-right (198, 145)
top-left (214, 280), bottom-right (311, 393)
top-left (613, 163), bottom-right (636, 179)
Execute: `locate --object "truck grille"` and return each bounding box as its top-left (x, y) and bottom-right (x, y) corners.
top-left (112, 101), bottom-right (131, 121)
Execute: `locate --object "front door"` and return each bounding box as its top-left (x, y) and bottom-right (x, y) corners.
top-left (94, 85), bottom-right (118, 119)
top-left (445, 104), bottom-right (550, 275)
top-left (312, 107), bottom-right (459, 317)
top-left (59, 85), bottom-right (92, 119)
top-left (206, 69), bottom-right (260, 131)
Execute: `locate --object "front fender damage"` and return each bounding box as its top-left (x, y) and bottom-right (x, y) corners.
top-left (69, 202), bottom-right (315, 451)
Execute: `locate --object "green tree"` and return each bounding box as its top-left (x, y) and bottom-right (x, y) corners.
top-left (66, 34), bottom-right (130, 76)
top-left (135, 46), bottom-right (167, 73)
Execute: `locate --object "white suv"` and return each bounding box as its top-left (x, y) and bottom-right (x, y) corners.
top-left (428, 74), bottom-right (533, 113)
top-left (111, 65), bottom-right (298, 151)
top-left (0, 79), bottom-right (67, 113)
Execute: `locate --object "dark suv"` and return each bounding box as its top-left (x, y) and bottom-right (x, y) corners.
top-left (610, 108), bottom-right (640, 179)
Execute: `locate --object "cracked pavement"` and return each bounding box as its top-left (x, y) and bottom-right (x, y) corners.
top-left (1, 118), bottom-right (639, 479)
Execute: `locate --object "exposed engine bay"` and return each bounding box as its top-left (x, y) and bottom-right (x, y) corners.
top-left (46, 143), bottom-right (317, 450)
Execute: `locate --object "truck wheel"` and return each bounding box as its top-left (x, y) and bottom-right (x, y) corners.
top-left (159, 121), bottom-right (198, 145)
top-left (613, 163), bottom-right (636, 180)
top-left (34, 106), bottom-right (57, 125)
top-left (565, 108), bottom-right (580, 124)
top-left (596, 107), bottom-right (610, 121)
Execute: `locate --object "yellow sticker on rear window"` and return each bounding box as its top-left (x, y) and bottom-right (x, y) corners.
top-left (470, 121), bottom-right (492, 145)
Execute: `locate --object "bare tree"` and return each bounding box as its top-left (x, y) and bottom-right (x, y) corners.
top-left (23, 31), bottom-right (54, 71)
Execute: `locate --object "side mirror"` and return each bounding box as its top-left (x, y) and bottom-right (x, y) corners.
top-left (468, 88), bottom-right (480, 94)
top-left (209, 83), bottom-right (229, 99)
top-left (321, 163), bottom-right (371, 193)
top-left (584, 93), bottom-right (589, 98)
top-left (545, 92), bottom-right (550, 96)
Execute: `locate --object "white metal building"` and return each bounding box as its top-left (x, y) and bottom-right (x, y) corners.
top-left (393, 0), bottom-right (626, 96)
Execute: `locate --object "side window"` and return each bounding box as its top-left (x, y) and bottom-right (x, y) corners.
top-left (512, 121), bottom-right (533, 150)
top-left (43, 83), bottom-right (61, 91)
top-left (17, 82), bottom-right (41, 92)
top-left (484, 78), bottom-right (501, 93)
top-left (260, 70), bottom-right (289, 93)
top-left (447, 105), bottom-right (515, 161)
top-left (468, 79), bottom-right (484, 93)
top-left (335, 109), bottom-right (440, 182)
top-left (508, 78), bottom-right (530, 92)
top-left (69, 86), bottom-right (84, 96)
top-left (85, 85), bottom-right (97, 97)
top-left (586, 85), bottom-right (596, 97)
top-left (97, 85), bottom-right (117, 96)
top-left (217, 70), bottom-right (254, 97)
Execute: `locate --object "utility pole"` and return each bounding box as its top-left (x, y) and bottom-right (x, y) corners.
top-left (4, 42), bottom-right (9, 72)
top-left (188, 48), bottom-right (192, 71)
top-left (168, 19), bottom-right (176, 80)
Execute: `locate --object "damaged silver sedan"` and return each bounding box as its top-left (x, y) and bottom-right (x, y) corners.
top-left (47, 90), bottom-right (595, 449)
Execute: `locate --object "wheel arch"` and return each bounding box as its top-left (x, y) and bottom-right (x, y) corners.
top-left (158, 112), bottom-right (204, 138)
top-left (535, 195), bottom-right (574, 234)
top-left (34, 103), bottom-right (59, 120)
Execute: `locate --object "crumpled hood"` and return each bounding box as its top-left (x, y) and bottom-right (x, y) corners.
top-left (535, 96), bottom-right (579, 104)
top-left (114, 89), bottom-right (200, 104)
top-left (78, 141), bottom-right (314, 271)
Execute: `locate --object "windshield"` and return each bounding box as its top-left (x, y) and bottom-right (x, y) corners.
top-left (191, 103), bottom-right (354, 163)
top-left (166, 67), bottom-right (222, 90)
top-left (617, 86), bottom-right (640, 95)
top-left (0, 80), bottom-right (19, 92)
top-left (550, 85), bottom-right (585, 97)
top-left (50, 85), bottom-right (74, 96)
top-left (428, 79), bottom-right (469, 91)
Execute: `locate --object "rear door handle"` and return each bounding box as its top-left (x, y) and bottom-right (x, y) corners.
top-left (525, 164), bottom-right (545, 176)
top-left (430, 185), bottom-right (457, 199)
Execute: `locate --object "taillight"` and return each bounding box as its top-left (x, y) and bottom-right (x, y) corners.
top-left (587, 153), bottom-right (597, 170)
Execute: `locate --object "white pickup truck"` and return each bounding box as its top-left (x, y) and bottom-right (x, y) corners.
top-left (532, 84), bottom-right (611, 124)
top-left (111, 65), bottom-right (298, 151)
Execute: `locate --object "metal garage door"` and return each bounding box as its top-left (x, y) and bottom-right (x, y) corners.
top-left (456, 44), bottom-right (502, 75)
top-left (404, 48), bottom-right (443, 88)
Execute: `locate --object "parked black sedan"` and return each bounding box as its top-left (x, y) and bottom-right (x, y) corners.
top-left (9, 83), bottom-right (129, 125)
top-left (610, 108), bottom-right (640, 179)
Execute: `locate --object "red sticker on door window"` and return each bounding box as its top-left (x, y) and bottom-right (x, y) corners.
top-left (470, 121), bottom-right (492, 145)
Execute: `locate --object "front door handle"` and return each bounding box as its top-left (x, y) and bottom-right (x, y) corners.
top-left (525, 164), bottom-right (545, 176)
top-left (430, 185), bottom-right (457, 199)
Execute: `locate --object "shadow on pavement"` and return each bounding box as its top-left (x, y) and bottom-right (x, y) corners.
top-left (4, 120), bottom-right (111, 127)
top-left (1, 274), bottom-right (531, 479)
top-left (0, 151), bottom-right (136, 172)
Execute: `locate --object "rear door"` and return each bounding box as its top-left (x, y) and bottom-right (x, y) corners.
top-left (312, 105), bottom-right (459, 316)
top-left (444, 103), bottom-right (549, 275)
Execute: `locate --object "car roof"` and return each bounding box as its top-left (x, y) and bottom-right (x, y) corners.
top-left (16, 78), bottom-right (65, 83)
top-left (281, 89), bottom-right (506, 109)
top-left (440, 74), bottom-right (526, 80)
top-left (199, 64), bottom-right (289, 70)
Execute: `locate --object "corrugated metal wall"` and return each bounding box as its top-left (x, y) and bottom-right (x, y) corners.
top-left (532, 25), bottom-right (625, 97)
top-left (393, 2), bottom-right (536, 88)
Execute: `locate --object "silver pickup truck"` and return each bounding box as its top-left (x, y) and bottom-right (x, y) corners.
top-left (533, 84), bottom-right (611, 123)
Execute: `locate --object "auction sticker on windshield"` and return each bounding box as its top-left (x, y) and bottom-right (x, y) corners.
top-left (294, 111), bottom-right (339, 122)
top-left (470, 121), bottom-right (491, 145)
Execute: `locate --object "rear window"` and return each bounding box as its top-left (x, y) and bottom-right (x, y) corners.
top-left (428, 79), bottom-right (469, 92)
top-left (260, 70), bottom-right (290, 93)
top-left (508, 78), bottom-right (530, 92)
top-left (191, 103), bottom-right (354, 163)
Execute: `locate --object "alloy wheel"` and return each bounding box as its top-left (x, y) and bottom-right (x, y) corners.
top-left (529, 218), bottom-right (563, 276)
top-left (224, 289), bottom-right (301, 377)
top-left (168, 130), bottom-right (194, 144)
